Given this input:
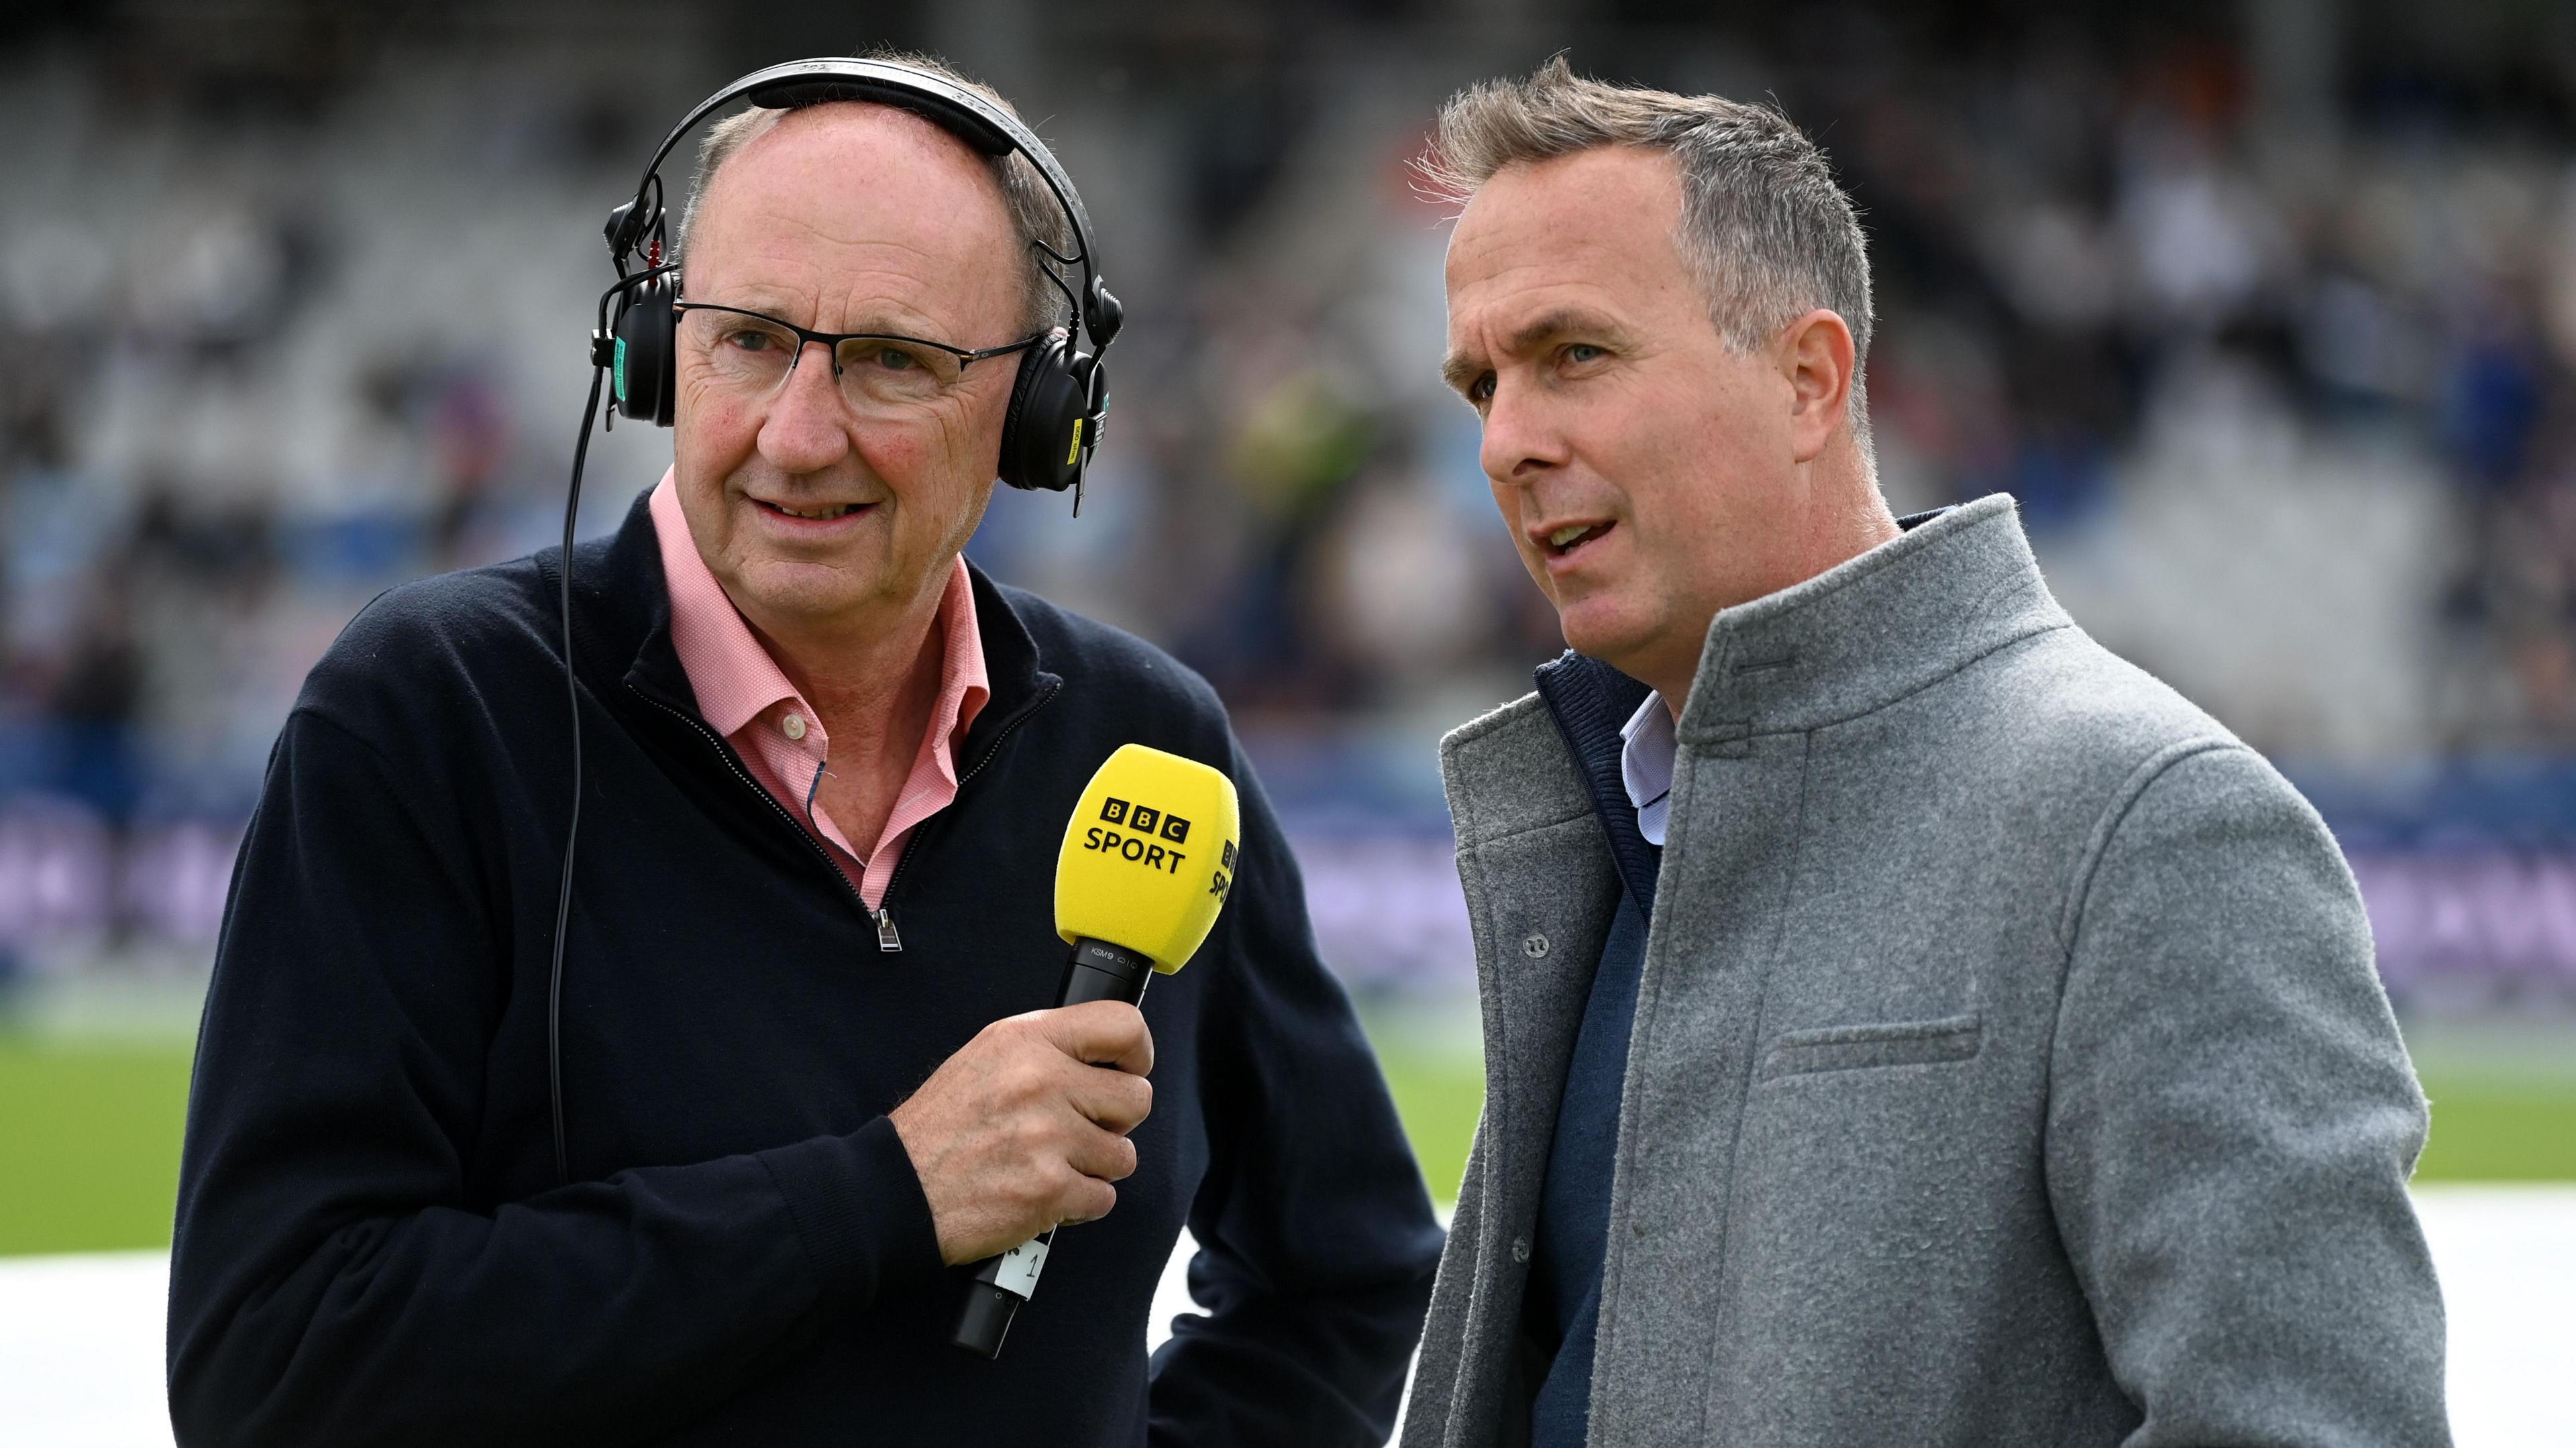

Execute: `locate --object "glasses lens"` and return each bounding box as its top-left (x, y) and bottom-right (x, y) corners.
top-left (680, 309), bottom-right (801, 396)
top-left (833, 337), bottom-right (963, 409)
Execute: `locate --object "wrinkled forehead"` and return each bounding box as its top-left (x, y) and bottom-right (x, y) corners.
top-left (686, 103), bottom-right (1023, 335)
top-left (1443, 151), bottom-right (1693, 350)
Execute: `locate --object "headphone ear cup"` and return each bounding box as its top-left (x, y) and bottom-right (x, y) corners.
top-left (610, 274), bottom-right (679, 427)
top-left (998, 333), bottom-right (1090, 492)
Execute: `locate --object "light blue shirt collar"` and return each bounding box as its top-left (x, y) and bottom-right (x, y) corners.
top-left (1619, 689), bottom-right (1676, 847)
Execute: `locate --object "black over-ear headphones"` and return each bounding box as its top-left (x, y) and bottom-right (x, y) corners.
top-left (546, 59), bottom-right (1123, 1184)
top-left (592, 56), bottom-right (1123, 496)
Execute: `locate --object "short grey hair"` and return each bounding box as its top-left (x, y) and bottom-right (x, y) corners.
top-left (674, 50), bottom-right (1073, 337)
top-left (1422, 55), bottom-right (1874, 440)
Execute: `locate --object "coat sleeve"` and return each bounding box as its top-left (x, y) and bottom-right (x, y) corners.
top-left (1395, 1111), bottom-right (1487, 1448)
top-left (1146, 741), bottom-right (1447, 1447)
top-left (2043, 740), bottom-right (2449, 1446)
top-left (166, 708), bottom-right (946, 1447)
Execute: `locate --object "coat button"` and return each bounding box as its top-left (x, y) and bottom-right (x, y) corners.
top-left (1511, 1237), bottom-right (1532, 1264)
top-left (1523, 934), bottom-right (1550, 959)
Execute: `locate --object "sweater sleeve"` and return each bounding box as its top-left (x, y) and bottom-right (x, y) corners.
top-left (2042, 742), bottom-right (2449, 1446)
top-left (166, 707), bottom-right (945, 1448)
top-left (1145, 740), bottom-right (1447, 1447)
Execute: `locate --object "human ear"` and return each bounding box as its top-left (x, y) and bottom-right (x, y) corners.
top-left (1780, 309), bottom-right (1858, 465)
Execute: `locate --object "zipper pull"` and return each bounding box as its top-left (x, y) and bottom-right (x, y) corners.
top-left (873, 907), bottom-right (902, 953)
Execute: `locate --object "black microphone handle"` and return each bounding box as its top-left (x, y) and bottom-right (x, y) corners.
top-left (951, 937), bottom-right (1157, 1359)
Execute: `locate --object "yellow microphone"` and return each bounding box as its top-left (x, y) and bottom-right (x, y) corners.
top-left (1051, 742), bottom-right (1243, 999)
top-left (953, 744), bottom-right (1242, 1358)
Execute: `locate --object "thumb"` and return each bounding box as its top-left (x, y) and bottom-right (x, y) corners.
top-left (1033, 999), bottom-right (1155, 1076)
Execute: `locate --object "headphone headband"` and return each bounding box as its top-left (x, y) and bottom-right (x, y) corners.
top-left (609, 57), bottom-right (1116, 349)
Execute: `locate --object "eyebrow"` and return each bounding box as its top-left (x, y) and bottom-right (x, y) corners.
top-left (686, 290), bottom-right (950, 341)
top-left (1440, 307), bottom-right (1629, 396)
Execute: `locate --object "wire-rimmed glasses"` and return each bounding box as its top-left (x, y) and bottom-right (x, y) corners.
top-left (674, 301), bottom-right (1045, 414)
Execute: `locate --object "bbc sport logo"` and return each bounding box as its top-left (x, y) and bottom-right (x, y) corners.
top-left (1100, 796), bottom-right (1191, 844)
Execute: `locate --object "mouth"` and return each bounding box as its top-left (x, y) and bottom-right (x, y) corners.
top-left (1537, 520), bottom-right (1614, 559)
top-left (752, 498), bottom-right (874, 523)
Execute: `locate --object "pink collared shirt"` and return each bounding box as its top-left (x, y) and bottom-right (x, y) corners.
top-left (649, 474), bottom-right (988, 911)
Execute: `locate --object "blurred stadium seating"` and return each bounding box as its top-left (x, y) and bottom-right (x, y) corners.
top-left (5, 0), bottom-right (2576, 1019)
top-left (9, 13), bottom-right (2573, 1439)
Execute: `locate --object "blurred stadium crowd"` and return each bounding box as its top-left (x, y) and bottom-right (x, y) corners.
top-left (3, 0), bottom-right (2575, 1005)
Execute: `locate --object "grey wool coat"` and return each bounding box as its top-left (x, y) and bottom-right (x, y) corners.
top-left (1400, 496), bottom-right (2448, 1447)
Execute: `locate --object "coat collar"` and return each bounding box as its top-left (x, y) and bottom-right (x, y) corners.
top-left (1440, 495), bottom-right (2065, 848)
top-left (1672, 493), bottom-right (2069, 750)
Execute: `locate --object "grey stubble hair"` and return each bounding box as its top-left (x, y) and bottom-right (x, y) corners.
top-left (672, 51), bottom-right (1073, 338)
top-left (1421, 55), bottom-right (1875, 445)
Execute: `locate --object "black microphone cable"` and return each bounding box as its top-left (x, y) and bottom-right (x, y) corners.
top-left (550, 263), bottom-right (678, 1187)
top-left (549, 360), bottom-right (604, 1188)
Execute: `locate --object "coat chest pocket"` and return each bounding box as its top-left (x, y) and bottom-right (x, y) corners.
top-left (1755, 1013), bottom-right (1982, 1082)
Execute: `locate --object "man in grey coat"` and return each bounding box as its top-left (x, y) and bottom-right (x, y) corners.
top-left (1401, 58), bottom-right (2447, 1448)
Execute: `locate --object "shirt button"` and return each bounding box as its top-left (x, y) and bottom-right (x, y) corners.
top-left (1523, 933), bottom-right (1550, 959)
top-left (782, 712), bottom-right (807, 741)
top-left (1511, 1237), bottom-right (1532, 1264)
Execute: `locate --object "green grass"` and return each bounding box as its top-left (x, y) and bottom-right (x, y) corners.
top-left (1375, 1046), bottom-right (1487, 1204)
top-left (2416, 1076), bottom-right (2576, 1180)
top-left (0, 1036), bottom-right (195, 1255)
top-left (0, 1030), bottom-right (2569, 1258)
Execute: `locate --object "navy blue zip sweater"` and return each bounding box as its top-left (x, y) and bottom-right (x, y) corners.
top-left (166, 488), bottom-right (1443, 1447)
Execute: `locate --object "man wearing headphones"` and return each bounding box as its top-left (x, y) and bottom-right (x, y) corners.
top-left (165, 55), bottom-right (1440, 1447)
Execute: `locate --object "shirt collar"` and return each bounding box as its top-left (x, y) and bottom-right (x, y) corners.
top-left (647, 471), bottom-right (989, 746)
top-left (926, 551), bottom-right (990, 765)
top-left (1619, 689), bottom-right (1676, 847)
top-left (651, 474), bottom-right (802, 738)
top-left (1529, 650), bottom-right (1664, 911)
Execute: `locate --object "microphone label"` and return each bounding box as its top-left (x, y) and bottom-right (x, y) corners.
top-left (1081, 824), bottom-right (1189, 875)
top-left (994, 1231), bottom-right (1051, 1298)
top-left (1099, 796), bottom-right (1193, 844)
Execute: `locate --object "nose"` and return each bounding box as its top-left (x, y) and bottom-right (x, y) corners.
top-left (755, 339), bottom-right (853, 474)
top-left (1478, 374), bottom-right (1568, 488)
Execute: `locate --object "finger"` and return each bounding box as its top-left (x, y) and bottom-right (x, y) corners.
top-left (1056, 1170), bottom-right (1118, 1226)
top-left (1062, 1120), bottom-right (1140, 1183)
top-left (1036, 1000), bottom-right (1155, 1076)
top-left (1067, 1064), bottom-right (1152, 1135)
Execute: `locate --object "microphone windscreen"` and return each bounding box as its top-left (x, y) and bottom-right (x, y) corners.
top-left (1055, 744), bottom-right (1242, 974)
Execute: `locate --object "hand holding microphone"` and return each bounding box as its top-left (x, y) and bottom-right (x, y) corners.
top-left (921, 743), bottom-right (1241, 1358)
top-left (889, 1001), bottom-right (1155, 1264)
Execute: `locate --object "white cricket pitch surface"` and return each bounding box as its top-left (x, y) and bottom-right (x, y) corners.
top-left (3, 1186), bottom-right (2566, 1446)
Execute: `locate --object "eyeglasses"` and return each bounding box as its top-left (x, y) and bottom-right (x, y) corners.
top-left (673, 302), bottom-right (1046, 413)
